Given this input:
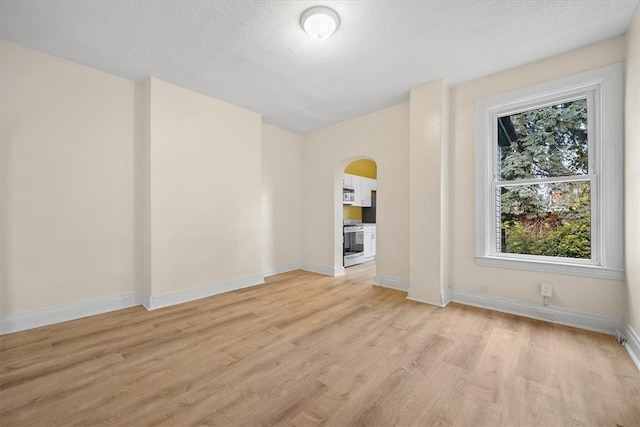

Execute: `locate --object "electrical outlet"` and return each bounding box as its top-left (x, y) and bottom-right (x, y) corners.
top-left (541, 283), bottom-right (553, 297)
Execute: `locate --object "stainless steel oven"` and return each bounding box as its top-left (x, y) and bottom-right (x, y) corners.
top-left (343, 223), bottom-right (364, 267)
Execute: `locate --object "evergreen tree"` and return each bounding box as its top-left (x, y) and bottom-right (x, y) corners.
top-left (497, 99), bottom-right (591, 258)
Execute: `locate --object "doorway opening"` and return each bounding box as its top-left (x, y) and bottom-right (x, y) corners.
top-left (339, 158), bottom-right (377, 275)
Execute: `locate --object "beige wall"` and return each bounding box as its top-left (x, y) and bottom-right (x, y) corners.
top-left (449, 37), bottom-right (627, 317)
top-left (0, 40), bottom-right (137, 315)
top-left (148, 78), bottom-right (263, 297)
top-left (625, 7), bottom-right (640, 333)
top-left (1, 28), bottom-right (634, 328)
top-left (301, 103), bottom-right (410, 280)
top-left (135, 80), bottom-right (151, 297)
top-left (261, 124), bottom-right (302, 274)
top-left (409, 81), bottom-right (450, 305)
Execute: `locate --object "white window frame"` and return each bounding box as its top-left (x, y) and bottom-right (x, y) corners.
top-left (475, 63), bottom-right (624, 280)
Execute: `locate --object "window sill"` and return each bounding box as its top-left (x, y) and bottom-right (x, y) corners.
top-left (475, 256), bottom-right (625, 281)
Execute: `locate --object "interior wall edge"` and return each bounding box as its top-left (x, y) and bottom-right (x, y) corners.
top-left (449, 287), bottom-right (624, 336)
top-left (373, 275), bottom-right (409, 292)
top-left (0, 272), bottom-right (275, 334)
top-left (301, 263), bottom-right (345, 277)
top-left (146, 274), bottom-right (265, 310)
top-left (623, 324), bottom-right (640, 371)
top-left (405, 296), bottom-right (447, 308)
top-left (0, 292), bottom-right (143, 335)
top-left (263, 263), bottom-right (304, 278)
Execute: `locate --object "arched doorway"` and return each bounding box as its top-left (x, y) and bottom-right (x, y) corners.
top-left (334, 157), bottom-right (378, 275)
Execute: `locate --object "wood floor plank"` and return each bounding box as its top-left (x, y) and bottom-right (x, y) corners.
top-left (1, 261), bottom-right (639, 426)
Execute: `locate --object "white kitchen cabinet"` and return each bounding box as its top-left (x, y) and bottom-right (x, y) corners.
top-left (353, 176), bottom-right (372, 207)
top-left (343, 173), bottom-right (376, 207)
top-left (359, 177), bottom-right (374, 207)
top-left (363, 225), bottom-right (376, 260)
top-left (363, 224), bottom-right (376, 261)
top-left (352, 176), bottom-right (361, 206)
top-left (343, 174), bottom-right (353, 188)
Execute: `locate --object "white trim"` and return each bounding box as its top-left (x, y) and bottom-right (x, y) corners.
top-left (373, 275), bottom-right (409, 292)
top-left (0, 292), bottom-right (144, 335)
top-left (623, 324), bottom-right (640, 371)
top-left (441, 288), bottom-right (451, 306)
top-left (301, 263), bottom-right (345, 277)
top-left (475, 63), bottom-right (625, 278)
top-left (449, 288), bottom-right (623, 335)
top-left (496, 174), bottom-right (593, 187)
top-left (146, 274), bottom-right (264, 310)
top-left (263, 262), bottom-right (303, 277)
top-left (475, 256), bottom-right (625, 280)
top-left (404, 288), bottom-right (451, 307)
top-left (140, 291), bottom-right (152, 311)
top-left (406, 296), bottom-right (447, 307)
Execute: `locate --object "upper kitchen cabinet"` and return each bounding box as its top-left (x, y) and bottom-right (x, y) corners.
top-left (342, 173), bottom-right (353, 188)
top-left (343, 173), bottom-right (375, 207)
top-left (359, 177), bottom-right (376, 207)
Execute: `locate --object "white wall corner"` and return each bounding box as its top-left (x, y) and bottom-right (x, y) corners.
top-left (406, 295), bottom-right (447, 307)
top-left (139, 291), bottom-right (152, 310)
top-left (449, 288), bottom-right (624, 336)
top-left (146, 274), bottom-right (265, 310)
top-left (301, 263), bottom-right (345, 277)
top-left (623, 324), bottom-right (640, 371)
top-left (263, 262), bottom-right (303, 278)
top-left (373, 276), bottom-right (409, 292)
top-left (0, 292), bottom-right (143, 335)
top-left (441, 287), bottom-right (451, 306)
top-left (408, 80), bottom-right (449, 309)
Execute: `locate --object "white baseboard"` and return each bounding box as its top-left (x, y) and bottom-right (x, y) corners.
top-left (139, 291), bottom-right (152, 310)
top-left (449, 288), bottom-right (624, 336)
top-left (406, 295), bottom-right (448, 307)
top-left (334, 266), bottom-right (345, 276)
top-left (146, 274), bottom-right (265, 310)
top-left (441, 288), bottom-right (451, 306)
top-left (301, 263), bottom-right (345, 277)
top-left (0, 292), bottom-right (143, 335)
top-left (1, 274), bottom-right (268, 333)
top-left (623, 324), bottom-right (640, 371)
top-left (373, 275), bottom-right (409, 292)
top-left (263, 262), bottom-right (303, 277)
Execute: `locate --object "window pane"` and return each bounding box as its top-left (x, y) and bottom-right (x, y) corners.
top-left (497, 98), bottom-right (588, 181)
top-left (498, 181), bottom-right (591, 259)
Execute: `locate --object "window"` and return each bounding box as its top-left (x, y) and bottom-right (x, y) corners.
top-left (475, 64), bottom-right (624, 280)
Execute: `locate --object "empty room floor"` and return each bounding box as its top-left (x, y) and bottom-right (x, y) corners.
top-left (1, 262), bottom-right (639, 426)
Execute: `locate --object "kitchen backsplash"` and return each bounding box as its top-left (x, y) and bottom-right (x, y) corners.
top-left (343, 205), bottom-right (362, 220)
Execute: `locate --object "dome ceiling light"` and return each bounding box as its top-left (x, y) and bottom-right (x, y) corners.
top-left (300, 6), bottom-right (340, 40)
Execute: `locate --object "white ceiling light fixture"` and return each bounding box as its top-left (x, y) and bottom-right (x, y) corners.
top-left (301, 6), bottom-right (340, 40)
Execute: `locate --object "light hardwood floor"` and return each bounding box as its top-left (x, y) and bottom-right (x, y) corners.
top-left (1, 262), bottom-right (639, 426)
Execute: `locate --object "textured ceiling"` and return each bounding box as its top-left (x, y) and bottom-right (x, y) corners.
top-left (1, 0), bottom-right (638, 134)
